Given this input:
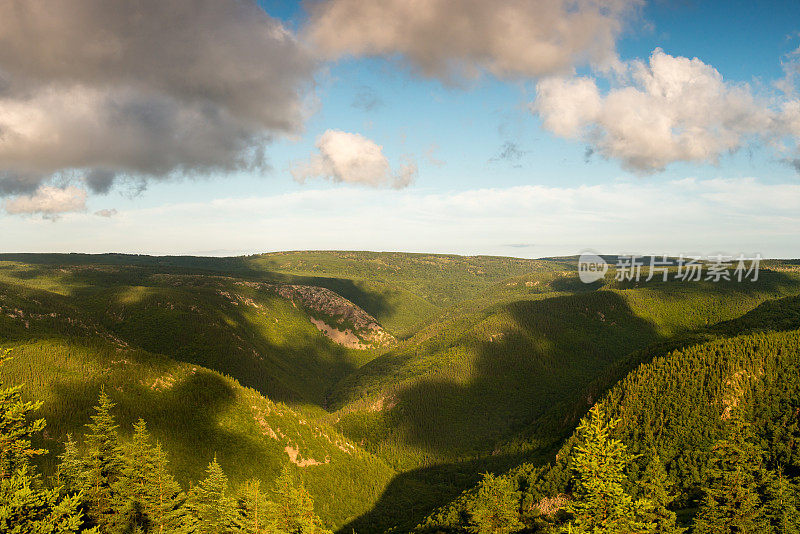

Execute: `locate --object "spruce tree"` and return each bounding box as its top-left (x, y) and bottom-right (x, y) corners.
top-left (563, 405), bottom-right (655, 534)
top-left (637, 450), bottom-right (684, 534)
top-left (1, 465), bottom-right (87, 534)
top-left (81, 388), bottom-right (125, 531)
top-left (237, 478), bottom-right (274, 534)
top-left (56, 434), bottom-right (82, 492)
top-left (465, 472), bottom-right (523, 534)
top-left (117, 419), bottom-right (184, 534)
top-left (0, 349), bottom-right (45, 479)
top-left (0, 349), bottom-right (88, 533)
top-left (693, 414), bottom-right (770, 534)
top-left (764, 467), bottom-right (800, 534)
top-left (271, 466), bottom-right (331, 534)
top-left (181, 456), bottom-right (239, 533)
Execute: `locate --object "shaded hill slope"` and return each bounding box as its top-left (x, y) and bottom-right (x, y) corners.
top-left (330, 271), bottom-right (800, 467)
top-left (0, 251), bottom-right (570, 338)
top-left (420, 294), bottom-right (800, 532)
top-left (0, 336), bottom-right (396, 530)
top-left (0, 261), bottom-right (380, 408)
top-left (331, 273), bottom-right (800, 531)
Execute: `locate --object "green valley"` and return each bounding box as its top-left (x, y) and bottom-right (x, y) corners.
top-left (2, 252), bottom-right (800, 533)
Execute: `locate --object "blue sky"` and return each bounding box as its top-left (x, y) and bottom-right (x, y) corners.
top-left (1, 0), bottom-right (799, 257)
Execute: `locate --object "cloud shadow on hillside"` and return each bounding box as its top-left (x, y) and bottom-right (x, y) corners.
top-left (0, 253), bottom-right (395, 326)
top-left (339, 270), bottom-right (800, 531)
top-left (339, 290), bottom-right (662, 531)
top-left (0, 258), bottom-right (392, 407)
top-left (41, 369), bottom-right (276, 485)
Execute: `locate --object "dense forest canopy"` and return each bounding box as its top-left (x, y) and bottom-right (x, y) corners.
top-left (2, 252), bottom-right (800, 533)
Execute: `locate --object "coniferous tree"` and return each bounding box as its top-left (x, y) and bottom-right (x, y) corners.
top-left (81, 389), bottom-right (125, 532)
top-left (0, 350), bottom-right (45, 479)
top-left (237, 478), bottom-right (275, 534)
top-left (271, 466), bottom-right (331, 534)
top-left (637, 450), bottom-right (684, 534)
top-left (465, 472), bottom-right (523, 534)
top-left (57, 435), bottom-right (83, 492)
top-left (763, 467), bottom-right (800, 534)
top-left (693, 414), bottom-right (770, 534)
top-left (117, 419), bottom-right (184, 534)
top-left (563, 405), bottom-right (655, 534)
top-left (180, 456), bottom-right (239, 534)
top-left (1, 466), bottom-right (87, 534)
top-left (0, 349), bottom-right (88, 533)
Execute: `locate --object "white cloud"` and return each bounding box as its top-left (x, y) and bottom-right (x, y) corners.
top-left (535, 77), bottom-right (603, 138)
top-left (775, 44), bottom-right (800, 97)
top-left (306, 0), bottom-right (640, 81)
top-left (781, 99), bottom-right (800, 137)
top-left (2, 178), bottom-right (797, 258)
top-left (291, 130), bottom-right (417, 188)
top-left (94, 208), bottom-right (118, 218)
top-left (4, 186), bottom-right (87, 217)
top-left (533, 49), bottom-right (782, 172)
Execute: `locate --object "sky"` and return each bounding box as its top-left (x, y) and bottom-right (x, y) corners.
top-left (1, 0), bottom-right (799, 258)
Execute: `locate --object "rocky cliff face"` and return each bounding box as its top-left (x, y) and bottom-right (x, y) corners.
top-left (273, 284), bottom-right (396, 349)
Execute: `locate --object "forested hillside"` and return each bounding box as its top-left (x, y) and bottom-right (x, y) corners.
top-left (421, 295), bottom-right (800, 533)
top-left (2, 252), bottom-right (800, 532)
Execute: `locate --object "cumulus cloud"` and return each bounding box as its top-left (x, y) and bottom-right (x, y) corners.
top-left (291, 130), bottom-right (417, 188)
top-left (781, 99), bottom-right (800, 137)
top-left (533, 49), bottom-right (788, 172)
top-left (4, 186), bottom-right (87, 217)
top-left (0, 0), bottom-right (315, 197)
top-left (94, 208), bottom-right (118, 218)
top-left (305, 0), bottom-right (640, 81)
top-left (775, 44), bottom-right (800, 97)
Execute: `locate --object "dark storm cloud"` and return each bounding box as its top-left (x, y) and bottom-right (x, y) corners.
top-left (0, 0), bottom-right (316, 200)
top-left (85, 169), bottom-right (117, 195)
top-left (0, 171), bottom-right (54, 195)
